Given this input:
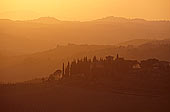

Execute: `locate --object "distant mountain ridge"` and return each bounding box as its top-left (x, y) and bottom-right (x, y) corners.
top-left (92, 16), bottom-right (147, 23)
top-left (0, 16), bottom-right (170, 56)
top-left (25, 16), bottom-right (169, 24)
top-left (1, 16), bottom-right (169, 24)
top-left (26, 17), bottom-right (61, 24)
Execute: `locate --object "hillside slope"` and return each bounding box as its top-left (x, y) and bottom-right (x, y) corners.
top-left (0, 17), bottom-right (170, 56)
top-left (1, 39), bottom-right (170, 82)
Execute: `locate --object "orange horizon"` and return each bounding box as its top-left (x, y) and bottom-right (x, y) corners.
top-left (0, 0), bottom-right (170, 21)
top-left (0, 16), bottom-right (170, 22)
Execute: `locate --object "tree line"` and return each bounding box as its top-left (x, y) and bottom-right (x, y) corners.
top-left (48, 54), bottom-right (170, 81)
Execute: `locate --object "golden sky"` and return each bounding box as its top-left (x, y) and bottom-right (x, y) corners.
top-left (0, 0), bottom-right (170, 21)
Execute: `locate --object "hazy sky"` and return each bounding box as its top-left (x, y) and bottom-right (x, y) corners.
top-left (0, 0), bottom-right (170, 21)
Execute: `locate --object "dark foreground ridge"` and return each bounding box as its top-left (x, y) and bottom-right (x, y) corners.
top-left (49, 54), bottom-right (170, 84)
top-left (47, 55), bottom-right (170, 96)
top-left (1, 55), bottom-right (170, 112)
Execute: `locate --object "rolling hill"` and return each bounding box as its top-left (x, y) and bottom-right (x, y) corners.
top-left (0, 16), bottom-right (170, 56)
top-left (1, 39), bottom-right (170, 82)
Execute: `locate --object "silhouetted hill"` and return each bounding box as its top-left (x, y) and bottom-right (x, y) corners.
top-left (27, 17), bottom-right (61, 24)
top-left (140, 39), bottom-right (170, 46)
top-left (92, 16), bottom-right (151, 23)
top-left (1, 82), bottom-right (169, 112)
top-left (92, 16), bottom-right (129, 23)
top-left (0, 19), bottom-right (13, 24)
top-left (0, 17), bottom-right (170, 56)
top-left (1, 39), bottom-right (170, 82)
top-left (117, 39), bottom-right (153, 46)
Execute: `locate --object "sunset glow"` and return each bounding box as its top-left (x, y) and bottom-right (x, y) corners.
top-left (0, 0), bottom-right (170, 21)
top-left (1, 0), bottom-right (170, 112)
